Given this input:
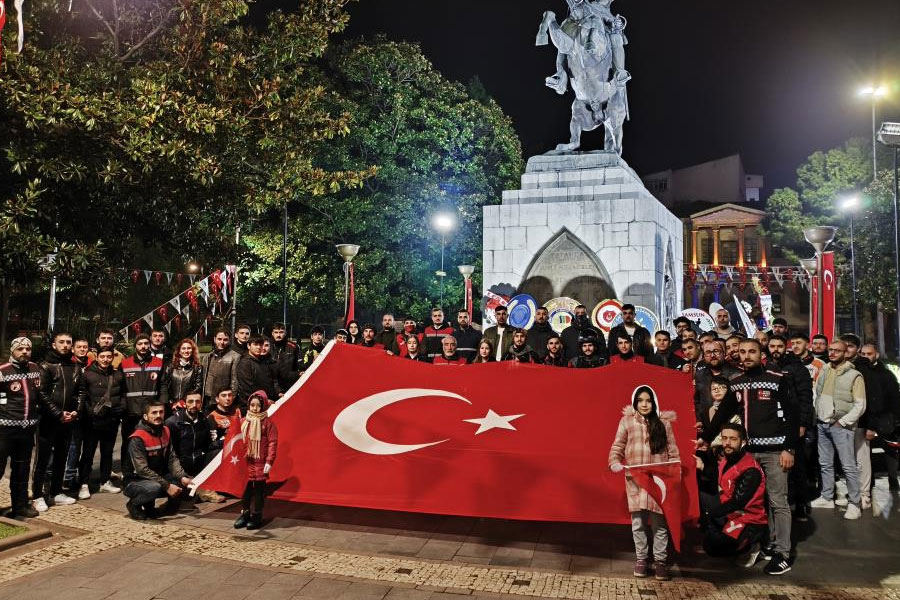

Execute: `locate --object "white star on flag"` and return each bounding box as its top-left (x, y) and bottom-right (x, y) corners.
top-left (230, 455), bottom-right (240, 465)
top-left (463, 409), bottom-right (524, 435)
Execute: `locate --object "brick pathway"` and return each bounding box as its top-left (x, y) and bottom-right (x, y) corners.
top-left (0, 490), bottom-right (898, 600)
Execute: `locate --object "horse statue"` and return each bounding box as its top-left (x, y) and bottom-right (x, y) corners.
top-left (536, 0), bottom-right (630, 155)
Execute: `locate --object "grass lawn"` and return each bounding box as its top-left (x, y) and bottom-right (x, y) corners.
top-left (0, 521), bottom-right (27, 540)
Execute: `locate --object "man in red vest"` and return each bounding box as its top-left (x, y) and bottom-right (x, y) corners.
top-left (431, 336), bottom-right (467, 365)
top-left (122, 399), bottom-right (192, 520)
top-left (120, 334), bottom-right (164, 479)
top-left (700, 423), bottom-right (769, 566)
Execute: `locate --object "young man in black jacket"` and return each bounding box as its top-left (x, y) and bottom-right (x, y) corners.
top-left (123, 399), bottom-right (192, 520)
top-left (165, 392), bottom-right (223, 503)
top-left (454, 310), bottom-right (481, 363)
top-left (236, 335), bottom-right (278, 407)
top-left (1, 337), bottom-right (70, 519)
top-left (701, 338), bottom-right (798, 576)
top-left (527, 306), bottom-right (555, 361)
top-left (32, 332), bottom-right (83, 512)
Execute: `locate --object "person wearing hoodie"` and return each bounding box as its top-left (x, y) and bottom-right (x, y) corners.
top-left (568, 333), bottom-right (607, 369)
top-left (502, 329), bottom-right (541, 363)
top-left (202, 329), bottom-right (241, 410)
top-left (395, 318), bottom-right (422, 358)
top-left (123, 398), bottom-right (192, 520)
top-left (32, 332), bottom-right (83, 512)
top-left (77, 347), bottom-right (127, 500)
top-left (527, 306), bottom-right (555, 361)
top-left (454, 310), bottom-right (481, 363)
top-left (160, 338), bottom-right (203, 411)
top-left (1, 337), bottom-right (69, 519)
top-left (562, 305), bottom-right (604, 363)
top-left (233, 391), bottom-right (278, 530)
top-left (300, 326), bottom-right (327, 371)
top-left (164, 392), bottom-right (223, 503)
top-left (542, 335), bottom-right (567, 367)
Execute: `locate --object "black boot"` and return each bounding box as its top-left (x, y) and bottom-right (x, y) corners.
top-left (126, 499), bottom-right (147, 521)
top-left (7, 505), bottom-right (39, 520)
top-left (143, 503), bottom-right (158, 519)
top-left (233, 510), bottom-right (251, 529)
top-left (245, 512), bottom-right (263, 530)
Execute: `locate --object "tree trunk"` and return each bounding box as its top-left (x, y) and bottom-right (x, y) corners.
top-left (877, 303), bottom-right (887, 354)
top-left (863, 304), bottom-right (877, 345)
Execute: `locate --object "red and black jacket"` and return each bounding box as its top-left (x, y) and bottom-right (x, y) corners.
top-left (0, 359), bottom-right (59, 428)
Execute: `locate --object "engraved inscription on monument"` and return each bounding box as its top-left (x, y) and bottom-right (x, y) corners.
top-left (518, 229), bottom-right (616, 309)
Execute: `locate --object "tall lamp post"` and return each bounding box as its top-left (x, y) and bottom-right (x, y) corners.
top-left (838, 196), bottom-right (860, 335)
top-left (803, 226), bottom-right (837, 335)
top-left (336, 244), bottom-right (360, 318)
top-left (432, 214), bottom-right (456, 309)
top-left (859, 85), bottom-right (888, 177)
top-left (877, 121), bottom-right (900, 355)
top-left (800, 258), bottom-right (818, 335)
top-left (458, 265), bottom-right (475, 320)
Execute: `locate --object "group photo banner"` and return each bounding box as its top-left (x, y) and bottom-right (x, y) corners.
top-left (196, 343), bottom-right (700, 527)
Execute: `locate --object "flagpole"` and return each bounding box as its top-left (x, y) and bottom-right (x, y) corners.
top-left (624, 460), bottom-right (682, 469)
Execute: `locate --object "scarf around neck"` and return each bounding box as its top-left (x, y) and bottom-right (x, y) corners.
top-left (241, 410), bottom-right (268, 459)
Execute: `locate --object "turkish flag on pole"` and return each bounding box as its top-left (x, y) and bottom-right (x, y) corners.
top-left (627, 461), bottom-right (684, 551)
top-left (344, 262), bottom-right (355, 326)
top-left (810, 273), bottom-right (819, 336)
top-left (194, 343), bottom-right (699, 527)
top-left (0, 0), bottom-right (7, 66)
top-left (821, 251), bottom-right (836, 342)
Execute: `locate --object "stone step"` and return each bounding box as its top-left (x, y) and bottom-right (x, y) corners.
top-left (502, 183), bottom-right (655, 205)
top-left (520, 168), bottom-right (631, 189)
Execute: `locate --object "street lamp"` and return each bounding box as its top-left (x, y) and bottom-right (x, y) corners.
top-left (803, 226), bottom-right (837, 335)
top-left (838, 196), bottom-right (860, 335)
top-left (458, 265), bottom-right (475, 320)
top-left (800, 258), bottom-right (818, 337)
top-left (432, 213), bottom-right (456, 308)
top-left (877, 121), bottom-right (900, 354)
top-left (859, 85), bottom-right (888, 177)
top-left (336, 244), bottom-right (360, 318)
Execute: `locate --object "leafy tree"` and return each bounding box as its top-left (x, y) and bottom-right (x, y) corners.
top-left (765, 137), bottom-right (898, 342)
top-left (240, 38), bottom-right (524, 325)
top-left (0, 0), bottom-right (370, 339)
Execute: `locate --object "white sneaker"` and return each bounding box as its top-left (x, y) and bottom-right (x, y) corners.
top-left (835, 496), bottom-right (849, 507)
top-left (32, 497), bottom-right (49, 513)
top-left (98, 481), bottom-right (121, 494)
top-left (844, 503), bottom-right (862, 520)
top-left (810, 496), bottom-right (835, 509)
top-left (861, 497), bottom-right (872, 510)
top-left (78, 484), bottom-right (91, 500)
top-left (53, 494), bottom-right (76, 506)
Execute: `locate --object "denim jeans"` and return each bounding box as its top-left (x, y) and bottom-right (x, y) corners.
top-left (752, 450), bottom-right (791, 556)
top-left (817, 422), bottom-right (860, 505)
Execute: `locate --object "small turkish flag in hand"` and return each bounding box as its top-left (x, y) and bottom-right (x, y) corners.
top-left (628, 461), bottom-right (684, 551)
top-left (208, 416), bottom-right (248, 496)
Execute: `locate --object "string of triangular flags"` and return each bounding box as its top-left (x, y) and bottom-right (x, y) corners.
top-left (120, 268), bottom-right (205, 287)
top-left (685, 264), bottom-right (815, 290)
top-left (118, 266), bottom-right (236, 342)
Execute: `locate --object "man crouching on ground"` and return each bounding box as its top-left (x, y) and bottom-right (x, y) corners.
top-left (123, 399), bottom-right (193, 520)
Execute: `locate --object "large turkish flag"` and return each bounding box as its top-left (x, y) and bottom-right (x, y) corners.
top-left (194, 342), bottom-right (699, 527)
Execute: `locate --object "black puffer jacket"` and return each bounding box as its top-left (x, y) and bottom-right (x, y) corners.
top-left (526, 321), bottom-right (555, 360)
top-left (772, 352), bottom-right (814, 430)
top-left (79, 362), bottom-right (127, 429)
top-left (40, 350), bottom-right (83, 414)
top-left (160, 360), bottom-right (203, 406)
top-left (164, 407), bottom-right (214, 475)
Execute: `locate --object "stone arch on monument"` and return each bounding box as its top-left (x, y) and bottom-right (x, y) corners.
top-left (518, 228), bottom-right (616, 308)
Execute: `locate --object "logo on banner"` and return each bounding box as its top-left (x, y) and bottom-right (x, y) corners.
top-left (332, 388), bottom-right (525, 455)
top-left (824, 269), bottom-right (834, 291)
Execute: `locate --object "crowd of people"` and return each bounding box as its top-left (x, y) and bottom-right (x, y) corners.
top-left (1, 304), bottom-right (898, 581)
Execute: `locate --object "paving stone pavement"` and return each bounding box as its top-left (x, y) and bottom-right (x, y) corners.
top-left (1, 491), bottom-right (899, 600)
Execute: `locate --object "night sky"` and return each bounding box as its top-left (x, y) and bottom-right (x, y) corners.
top-left (335, 0), bottom-right (900, 195)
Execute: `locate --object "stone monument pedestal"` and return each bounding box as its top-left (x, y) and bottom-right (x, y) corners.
top-left (482, 152), bottom-right (683, 327)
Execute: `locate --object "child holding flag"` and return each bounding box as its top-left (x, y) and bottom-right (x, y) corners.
top-left (609, 385), bottom-right (680, 581)
top-left (233, 390), bottom-right (278, 530)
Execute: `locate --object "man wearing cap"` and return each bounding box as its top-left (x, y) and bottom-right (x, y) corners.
top-left (562, 304), bottom-right (603, 363)
top-left (1, 338), bottom-right (71, 518)
top-left (568, 333), bottom-right (607, 369)
top-left (771, 318), bottom-right (789, 339)
top-left (607, 304), bottom-right (652, 359)
top-left (121, 334), bottom-right (165, 481)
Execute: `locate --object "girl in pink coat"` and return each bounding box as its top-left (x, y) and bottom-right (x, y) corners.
top-left (233, 390), bottom-right (278, 530)
top-left (608, 385), bottom-right (680, 581)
